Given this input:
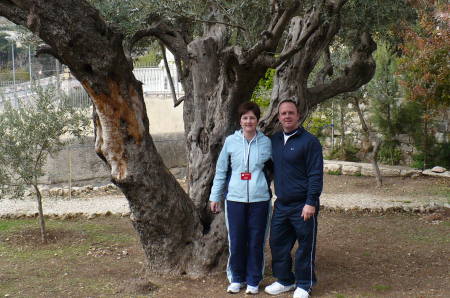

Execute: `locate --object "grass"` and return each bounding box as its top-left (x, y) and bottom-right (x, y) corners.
top-left (327, 170), bottom-right (342, 175)
top-left (0, 217), bottom-right (145, 297)
top-left (373, 284), bottom-right (392, 291)
top-left (1, 213), bottom-right (449, 297)
top-left (0, 219), bottom-right (35, 232)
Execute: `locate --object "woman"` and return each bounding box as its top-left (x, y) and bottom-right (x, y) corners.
top-left (209, 101), bottom-right (272, 295)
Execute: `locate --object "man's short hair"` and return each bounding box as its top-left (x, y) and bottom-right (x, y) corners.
top-left (277, 98), bottom-right (299, 113)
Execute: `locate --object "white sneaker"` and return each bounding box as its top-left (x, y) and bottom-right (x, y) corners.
top-left (264, 281), bottom-right (296, 295)
top-left (245, 285), bottom-right (259, 294)
top-left (293, 287), bottom-right (309, 298)
top-left (227, 282), bottom-right (245, 293)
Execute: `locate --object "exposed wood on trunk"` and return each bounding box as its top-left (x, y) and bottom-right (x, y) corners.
top-left (0, 0), bottom-right (209, 275)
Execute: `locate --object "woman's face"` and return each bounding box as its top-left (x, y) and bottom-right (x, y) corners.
top-left (240, 110), bottom-right (258, 135)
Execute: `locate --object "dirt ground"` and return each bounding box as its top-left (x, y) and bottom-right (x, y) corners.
top-left (321, 174), bottom-right (450, 199)
top-left (1, 174), bottom-right (449, 298)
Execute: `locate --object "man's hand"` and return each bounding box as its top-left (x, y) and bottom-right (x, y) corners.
top-left (301, 204), bottom-right (316, 221)
top-left (210, 201), bottom-right (221, 214)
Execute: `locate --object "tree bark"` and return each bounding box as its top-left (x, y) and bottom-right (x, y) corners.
top-left (0, 0), bottom-right (379, 276)
top-left (0, 0), bottom-right (214, 275)
top-left (353, 97), bottom-right (383, 187)
top-left (261, 28), bottom-right (377, 132)
top-left (339, 102), bottom-right (346, 158)
top-left (33, 184), bottom-right (47, 243)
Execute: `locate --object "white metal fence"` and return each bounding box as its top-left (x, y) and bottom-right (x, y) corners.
top-left (0, 66), bottom-right (184, 110)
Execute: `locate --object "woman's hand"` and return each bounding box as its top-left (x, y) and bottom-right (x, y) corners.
top-left (210, 202), bottom-right (221, 214)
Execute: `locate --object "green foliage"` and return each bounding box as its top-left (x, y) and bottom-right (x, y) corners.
top-left (340, 0), bottom-right (416, 46)
top-left (412, 142), bottom-right (450, 169)
top-left (327, 170), bottom-right (342, 176)
top-left (365, 41), bottom-right (411, 165)
top-left (90, 0), bottom-right (272, 47)
top-left (305, 115), bottom-right (330, 140)
top-left (367, 42), bottom-right (402, 140)
top-left (378, 140), bottom-right (402, 165)
top-left (0, 86), bottom-right (90, 198)
top-left (396, 3), bottom-right (449, 168)
top-left (251, 68), bottom-right (275, 109)
top-left (134, 50), bottom-right (162, 67)
top-left (372, 284), bottom-right (392, 291)
top-left (0, 67), bottom-right (30, 82)
top-left (326, 142), bottom-right (361, 162)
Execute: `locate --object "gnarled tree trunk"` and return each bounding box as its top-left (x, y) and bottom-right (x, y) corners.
top-left (260, 2), bottom-right (377, 130)
top-left (0, 0), bottom-right (379, 277)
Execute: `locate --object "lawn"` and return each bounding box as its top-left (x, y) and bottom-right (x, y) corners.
top-left (0, 212), bottom-right (448, 297)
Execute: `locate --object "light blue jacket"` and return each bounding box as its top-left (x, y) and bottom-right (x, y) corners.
top-left (209, 130), bottom-right (272, 203)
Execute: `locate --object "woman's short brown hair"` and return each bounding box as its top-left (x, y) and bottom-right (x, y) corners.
top-left (238, 101), bottom-right (261, 120)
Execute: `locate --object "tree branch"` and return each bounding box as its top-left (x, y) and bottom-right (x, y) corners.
top-left (159, 42), bottom-right (183, 108)
top-left (308, 32), bottom-right (377, 106)
top-left (130, 16), bottom-right (189, 62)
top-left (0, 1), bottom-right (27, 25)
top-left (352, 96), bottom-right (383, 187)
top-left (35, 45), bottom-right (60, 59)
top-left (274, 7), bottom-right (323, 65)
top-left (313, 46), bottom-right (333, 86)
top-left (237, 0), bottom-right (301, 65)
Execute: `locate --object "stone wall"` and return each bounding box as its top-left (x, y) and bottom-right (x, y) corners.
top-left (323, 160), bottom-right (450, 178)
top-left (39, 132), bottom-right (186, 185)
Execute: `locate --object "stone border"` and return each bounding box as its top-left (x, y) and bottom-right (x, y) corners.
top-left (324, 160), bottom-right (450, 178)
top-left (1, 205), bottom-right (448, 220)
top-left (320, 204), bottom-right (449, 215)
top-left (0, 211), bottom-right (130, 220)
top-left (18, 183), bottom-right (120, 199)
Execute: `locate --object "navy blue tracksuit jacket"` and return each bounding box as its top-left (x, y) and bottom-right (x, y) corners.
top-left (271, 127), bottom-right (323, 206)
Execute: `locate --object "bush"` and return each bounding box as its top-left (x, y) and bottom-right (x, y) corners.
top-left (378, 141), bottom-right (402, 165)
top-left (134, 51), bottom-right (162, 67)
top-left (326, 142), bottom-right (360, 162)
top-left (411, 142), bottom-right (450, 169)
top-left (251, 68), bottom-right (275, 108)
top-left (327, 170), bottom-right (342, 175)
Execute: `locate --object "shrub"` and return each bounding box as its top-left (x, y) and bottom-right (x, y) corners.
top-left (378, 140), bottom-right (402, 165)
top-left (326, 142), bottom-right (361, 162)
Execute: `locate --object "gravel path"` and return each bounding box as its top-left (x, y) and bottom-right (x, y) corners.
top-left (1, 192), bottom-right (448, 217)
top-left (1, 195), bottom-right (128, 216)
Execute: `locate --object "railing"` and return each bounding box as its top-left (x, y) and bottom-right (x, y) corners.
top-left (133, 66), bottom-right (183, 95)
top-left (0, 67), bottom-right (184, 109)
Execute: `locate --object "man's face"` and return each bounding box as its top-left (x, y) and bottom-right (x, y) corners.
top-left (278, 102), bottom-right (300, 132)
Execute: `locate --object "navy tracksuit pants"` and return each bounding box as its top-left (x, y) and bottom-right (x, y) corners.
top-left (269, 200), bottom-right (318, 292)
top-left (225, 200), bottom-right (271, 287)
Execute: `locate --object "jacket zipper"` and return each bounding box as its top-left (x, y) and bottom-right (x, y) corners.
top-left (281, 135), bottom-right (286, 198)
top-left (247, 141), bottom-right (250, 203)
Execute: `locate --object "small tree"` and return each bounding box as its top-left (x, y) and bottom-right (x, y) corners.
top-left (398, 1), bottom-right (450, 168)
top-left (366, 41), bottom-right (405, 165)
top-left (0, 86), bottom-right (89, 243)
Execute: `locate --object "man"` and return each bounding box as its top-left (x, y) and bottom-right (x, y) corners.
top-left (265, 99), bottom-right (324, 298)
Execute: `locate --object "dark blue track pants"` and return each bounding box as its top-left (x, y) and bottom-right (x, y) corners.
top-left (269, 200), bottom-right (318, 291)
top-left (225, 200), bottom-right (271, 287)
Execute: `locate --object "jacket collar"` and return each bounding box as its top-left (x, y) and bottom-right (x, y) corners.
top-left (279, 127), bottom-right (304, 139)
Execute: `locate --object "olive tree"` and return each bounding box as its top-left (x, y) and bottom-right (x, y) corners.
top-left (0, 0), bottom-right (415, 275)
top-left (0, 86), bottom-right (89, 243)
